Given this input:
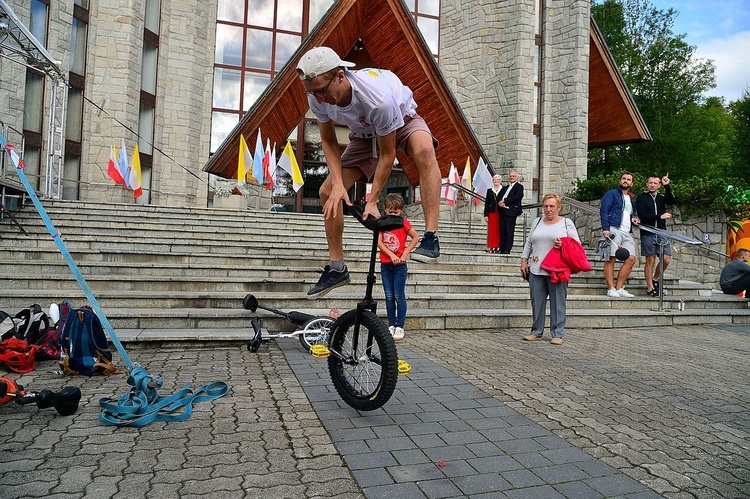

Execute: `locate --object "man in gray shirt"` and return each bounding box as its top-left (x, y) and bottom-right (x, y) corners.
top-left (720, 248), bottom-right (750, 297)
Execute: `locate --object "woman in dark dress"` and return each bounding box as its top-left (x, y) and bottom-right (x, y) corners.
top-left (483, 175), bottom-right (503, 253)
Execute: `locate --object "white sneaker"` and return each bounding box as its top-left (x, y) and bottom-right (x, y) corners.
top-left (388, 326), bottom-right (395, 336)
top-left (607, 288), bottom-right (620, 298)
top-left (617, 288), bottom-right (634, 298)
top-left (393, 327), bottom-right (405, 341)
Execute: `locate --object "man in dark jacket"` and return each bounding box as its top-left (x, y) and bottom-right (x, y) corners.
top-left (497, 170), bottom-right (524, 254)
top-left (636, 174), bottom-right (675, 296)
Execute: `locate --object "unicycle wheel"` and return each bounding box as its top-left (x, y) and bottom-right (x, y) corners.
top-left (327, 309), bottom-right (398, 411)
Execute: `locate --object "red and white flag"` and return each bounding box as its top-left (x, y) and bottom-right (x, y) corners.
top-left (263, 138), bottom-right (274, 190)
top-left (447, 163), bottom-right (461, 206)
top-left (107, 145), bottom-right (125, 185)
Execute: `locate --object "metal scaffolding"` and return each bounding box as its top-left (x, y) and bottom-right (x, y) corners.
top-left (0, 0), bottom-right (67, 199)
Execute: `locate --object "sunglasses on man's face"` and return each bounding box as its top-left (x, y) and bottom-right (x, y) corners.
top-left (305, 77), bottom-right (333, 99)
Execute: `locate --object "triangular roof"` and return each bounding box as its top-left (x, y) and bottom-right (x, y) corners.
top-left (203, 0), bottom-right (489, 185)
top-left (203, 2), bottom-right (651, 181)
top-left (588, 18), bottom-right (651, 147)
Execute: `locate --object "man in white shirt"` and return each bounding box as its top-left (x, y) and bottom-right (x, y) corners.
top-left (297, 47), bottom-right (442, 298)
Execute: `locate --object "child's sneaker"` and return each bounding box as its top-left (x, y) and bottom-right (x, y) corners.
top-left (393, 327), bottom-right (405, 341)
top-left (388, 325), bottom-right (395, 336)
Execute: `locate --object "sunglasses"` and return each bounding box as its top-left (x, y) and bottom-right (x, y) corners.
top-left (305, 77), bottom-right (334, 99)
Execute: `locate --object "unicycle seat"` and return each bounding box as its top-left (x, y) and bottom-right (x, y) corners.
top-left (348, 205), bottom-right (404, 232)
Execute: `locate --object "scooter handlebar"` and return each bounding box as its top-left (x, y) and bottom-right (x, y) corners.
top-left (17, 386), bottom-right (82, 416)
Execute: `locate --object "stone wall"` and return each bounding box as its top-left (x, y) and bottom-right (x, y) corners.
top-left (543, 0), bottom-right (590, 196)
top-left (0, 2), bottom-right (28, 150)
top-left (83, 0), bottom-right (215, 207)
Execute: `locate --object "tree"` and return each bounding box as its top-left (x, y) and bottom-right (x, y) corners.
top-left (729, 87), bottom-right (750, 179)
top-left (590, 0), bottom-right (719, 179)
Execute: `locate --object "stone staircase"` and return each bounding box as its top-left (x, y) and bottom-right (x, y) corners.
top-left (1, 200), bottom-right (748, 344)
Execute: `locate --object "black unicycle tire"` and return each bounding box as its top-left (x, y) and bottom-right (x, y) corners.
top-left (327, 309), bottom-right (398, 411)
top-left (298, 316), bottom-right (334, 350)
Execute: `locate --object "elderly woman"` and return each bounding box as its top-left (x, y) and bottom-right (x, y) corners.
top-left (519, 193), bottom-right (581, 345)
top-left (483, 175), bottom-right (503, 253)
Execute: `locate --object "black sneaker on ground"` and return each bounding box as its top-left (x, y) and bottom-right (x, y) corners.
top-left (647, 288), bottom-right (657, 297)
top-left (307, 265), bottom-right (350, 298)
top-left (412, 232), bottom-right (440, 263)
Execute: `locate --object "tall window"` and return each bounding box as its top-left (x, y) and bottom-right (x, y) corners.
top-left (405, 0), bottom-right (440, 58)
top-left (211, 0), bottom-right (441, 210)
top-left (22, 0), bottom-right (49, 191)
top-left (63, 1), bottom-right (89, 199)
top-left (211, 0), bottom-right (336, 152)
top-left (137, 0), bottom-right (161, 204)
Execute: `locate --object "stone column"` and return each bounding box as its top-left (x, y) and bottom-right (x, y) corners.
top-left (439, 0), bottom-right (590, 201)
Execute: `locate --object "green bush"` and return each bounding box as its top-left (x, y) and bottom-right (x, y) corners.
top-left (568, 172), bottom-right (647, 201)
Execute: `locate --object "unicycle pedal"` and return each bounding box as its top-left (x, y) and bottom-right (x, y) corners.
top-left (310, 344), bottom-right (330, 358)
top-left (397, 359), bottom-right (411, 375)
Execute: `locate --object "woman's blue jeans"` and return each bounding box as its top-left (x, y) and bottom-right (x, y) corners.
top-left (380, 262), bottom-right (408, 328)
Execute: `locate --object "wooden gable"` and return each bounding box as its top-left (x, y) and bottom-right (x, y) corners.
top-left (203, 4), bottom-right (650, 182)
top-left (588, 18), bottom-right (651, 148)
top-left (202, 0), bottom-right (487, 185)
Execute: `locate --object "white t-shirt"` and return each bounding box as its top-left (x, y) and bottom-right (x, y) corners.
top-left (308, 68), bottom-right (418, 138)
top-left (619, 193), bottom-right (632, 232)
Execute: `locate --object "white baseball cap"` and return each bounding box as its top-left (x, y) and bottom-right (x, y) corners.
top-left (296, 47), bottom-right (355, 80)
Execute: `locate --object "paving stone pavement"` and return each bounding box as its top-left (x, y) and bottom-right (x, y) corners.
top-left (0, 324), bottom-right (748, 498)
top-left (397, 324), bottom-right (750, 498)
top-left (0, 346), bottom-right (362, 499)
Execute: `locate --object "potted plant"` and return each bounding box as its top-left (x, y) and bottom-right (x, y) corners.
top-left (213, 181), bottom-right (248, 209)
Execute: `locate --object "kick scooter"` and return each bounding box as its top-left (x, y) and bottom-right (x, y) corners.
top-left (243, 293), bottom-right (335, 352)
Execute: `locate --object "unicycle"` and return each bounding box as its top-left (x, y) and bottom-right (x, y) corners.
top-left (324, 205), bottom-right (401, 411)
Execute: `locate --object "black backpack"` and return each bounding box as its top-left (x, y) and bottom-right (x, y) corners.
top-left (0, 304), bottom-right (50, 344)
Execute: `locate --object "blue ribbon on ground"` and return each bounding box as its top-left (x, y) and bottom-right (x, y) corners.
top-left (1, 132), bottom-right (230, 426)
top-left (98, 366), bottom-right (229, 427)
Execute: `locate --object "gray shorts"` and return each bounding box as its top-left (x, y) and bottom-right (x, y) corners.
top-left (341, 114), bottom-right (438, 180)
top-left (641, 234), bottom-right (671, 257)
top-left (609, 228), bottom-right (636, 259)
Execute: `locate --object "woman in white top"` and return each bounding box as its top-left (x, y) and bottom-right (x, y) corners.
top-left (520, 194), bottom-right (580, 345)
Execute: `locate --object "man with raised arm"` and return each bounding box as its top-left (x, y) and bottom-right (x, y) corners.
top-left (636, 173), bottom-right (675, 296)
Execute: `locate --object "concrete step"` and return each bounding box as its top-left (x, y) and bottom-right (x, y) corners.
top-left (101, 305), bottom-right (750, 345)
top-left (0, 269), bottom-right (705, 297)
top-left (3, 200), bottom-right (745, 336)
top-left (1, 289), bottom-right (746, 317)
